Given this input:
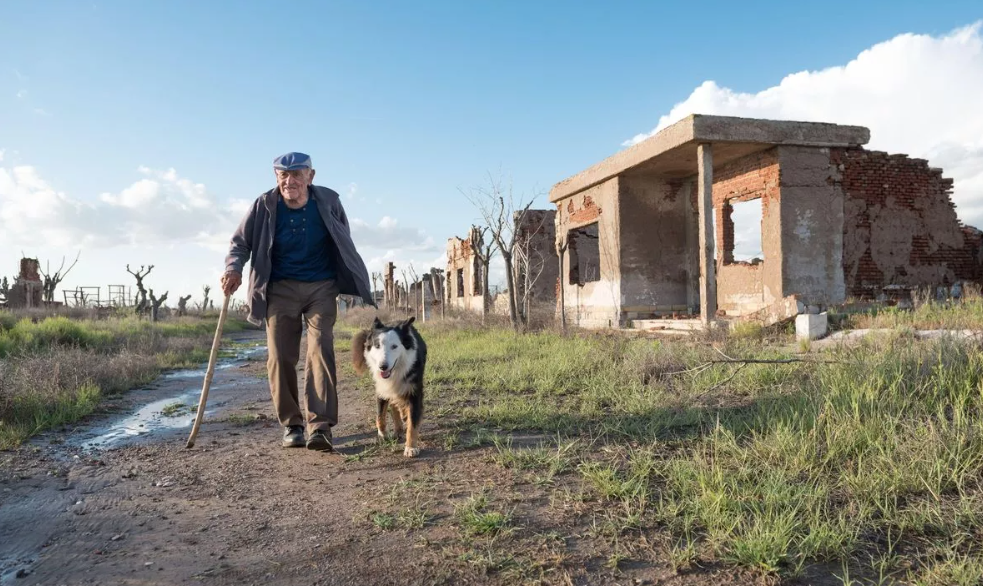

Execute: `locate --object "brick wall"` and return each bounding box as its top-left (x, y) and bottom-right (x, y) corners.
top-left (707, 149), bottom-right (780, 264)
top-left (834, 148), bottom-right (982, 297)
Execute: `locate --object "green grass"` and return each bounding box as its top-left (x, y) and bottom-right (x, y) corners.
top-left (455, 493), bottom-right (512, 537)
top-left (0, 313), bottom-right (248, 358)
top-left (0, 312), bottom-right (253, 449)
top-left (0, 383), bottom-right (103, 448)
top-left (833, 292), bottom-right (983, 331)
top-left (388, 312), bottom-right (983, 582)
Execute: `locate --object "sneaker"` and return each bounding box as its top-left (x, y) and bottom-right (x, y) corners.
top-left (306, 429), bottom-right (333, 452)
top-left (282, 425), bottom-right (305, 448)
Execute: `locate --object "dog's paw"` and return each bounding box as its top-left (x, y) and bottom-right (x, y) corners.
top-left (403, 446), bottom-right (420, 458)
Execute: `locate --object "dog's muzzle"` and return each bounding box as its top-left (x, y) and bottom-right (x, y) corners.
top-left (379, 358), bottom-right (399, 380)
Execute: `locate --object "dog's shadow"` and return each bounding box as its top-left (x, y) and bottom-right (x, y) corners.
top-left (331, 432), bottom-right (438, 463)
top-left (330, 431), bottom-right (378, 455)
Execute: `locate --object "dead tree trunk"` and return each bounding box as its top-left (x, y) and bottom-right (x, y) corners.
top-left (39, 251), bottom-right (81, 303)
top-left (557, 241), bottom-right (568, 333)
top-left (177, 294), bottom-right (192, 316)
top-left (149, 289), bottom-right (168, 322)
top-left (200, 285), bottom-right (212, 312)
top-left (126, 264), bottom-right (154, 313)
top-left (468, 225), bottom-right (495, 324)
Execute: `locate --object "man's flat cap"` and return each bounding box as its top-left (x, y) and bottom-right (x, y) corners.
top-left (273, 152), bottom-right (313, 170)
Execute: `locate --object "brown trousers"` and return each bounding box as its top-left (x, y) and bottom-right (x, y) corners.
top-left (265, 279), bottom-right (339, 432)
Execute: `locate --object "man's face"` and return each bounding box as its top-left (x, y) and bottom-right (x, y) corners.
top-left (276, 168), bottom-right (315, 201)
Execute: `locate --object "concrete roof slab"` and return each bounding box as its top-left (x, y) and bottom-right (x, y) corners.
top-left (549, 114), bottom-right (870, 202)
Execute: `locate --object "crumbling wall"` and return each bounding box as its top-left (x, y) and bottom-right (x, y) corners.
top-left (710, 149), bottom-right (782, 316)
top-left (619, 174), bottom-right (691, 314)
top-left (8, 258), bottom-right (43, 309)
top-left (513, 210), bottom-right (558, 307)
top-left (555, 177), bottom-right (621, 328)
top-left (445, 230), bottom-right (486, 313)
top-left (778, 146), bottom-right (846, 307)
top-left (834, 148), bottom-right (982, 297)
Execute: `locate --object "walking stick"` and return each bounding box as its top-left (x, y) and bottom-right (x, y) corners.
top-left (186, 293), bottom-right (231, 448)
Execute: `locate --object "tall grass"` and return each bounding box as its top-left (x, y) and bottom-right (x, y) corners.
top-left (835, 288), bottom-right (983, 331)
top-left (391, 314), bottom-right (983, 581)
top-left (0, 311), bottom-right (250, 448)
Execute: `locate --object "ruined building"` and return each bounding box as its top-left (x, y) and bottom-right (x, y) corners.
top-left (550, 114), bottom-right (982, 329)
top-left (446, 227), bottom-right (487, 313)
top-left (7, 258), bottom-right (44, 309)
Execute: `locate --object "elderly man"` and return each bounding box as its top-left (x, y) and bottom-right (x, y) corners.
top-left (222, 152), bottom-right (375, 452)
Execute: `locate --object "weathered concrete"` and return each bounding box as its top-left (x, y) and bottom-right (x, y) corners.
top-left (550, 114), bottom-right (870, 203)
top-left (555, 177), bottom-right (621, 328)
top-left (697, 144), bottom-right (716, 326)
top-left (618, 175), bottom-right (690, 311)
top-left (779, 146), bottom-right (846, 306)
top-left (795, 312), bottom-right (829, 341)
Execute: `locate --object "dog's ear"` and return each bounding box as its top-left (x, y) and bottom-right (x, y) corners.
top-left (372, 316), bottom-right (384, 330)
top-left (400, 316), bottom-right (415, 329)
top-left (351, 329), bottom-right (370, 375)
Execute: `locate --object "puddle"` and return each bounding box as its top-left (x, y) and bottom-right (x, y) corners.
top-left (80, 386), bottom-right (233, 451)
top-left (77, 343), bottom-right (267, 451)
top-left (163, 344), bottom-right (267, 379)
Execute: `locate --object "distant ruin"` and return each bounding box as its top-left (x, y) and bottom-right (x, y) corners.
top-left (445, 227), bottom-right (487, 313)
top-left (7, 258), bottom-right (44, 309)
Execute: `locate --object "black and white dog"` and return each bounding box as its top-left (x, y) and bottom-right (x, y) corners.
top-left (352, 316), bottom-right (427, 457)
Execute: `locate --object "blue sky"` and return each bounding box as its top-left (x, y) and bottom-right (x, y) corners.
top-left (2, 1), bottom-right (982, 305)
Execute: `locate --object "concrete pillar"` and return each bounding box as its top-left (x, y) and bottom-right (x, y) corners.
top-left (697, 143), bottom-right (717, 326)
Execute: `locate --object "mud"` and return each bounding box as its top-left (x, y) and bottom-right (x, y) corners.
top-left (0, 329), bottom-right (751, 586)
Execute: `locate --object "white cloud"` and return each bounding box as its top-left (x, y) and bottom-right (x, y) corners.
top-left (0, 162), bottom-right (239, 250)
top-left (0, 149), bottom-right (4, 162)
top-left (624, 21), bottom-right (983, 231)
top-left (15, 90), bottom-right (26, 99)
top-left (348, 214), bottom-right (437, 259)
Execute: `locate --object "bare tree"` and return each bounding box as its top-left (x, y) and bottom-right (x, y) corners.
top-left (461, 172), bottom-right (538, 329)
top-left (429, 267), bottom-right (445, 320)
top-left (468, 225), bottom-right (496, 323)
top-left (402, 264), bottom-right (422, 319)
top-left (39, 251), bottom-right (81, 303)
top-left (149, 289), bottom-right (168, 322)
top-left (200, 285), bottom-right (211, 312)
top-left (177, 294), bottom-right (192, 316)
top-left (371, 271), bottom-right (382, 305)
top-left (126, 264), bottom-right (154, 313)
top-left (0, 276), bottom-right (8, 304)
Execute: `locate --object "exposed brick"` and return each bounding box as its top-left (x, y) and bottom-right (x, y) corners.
top-left (834, 148), bottom-right (981, 297)
top-left (568, 195), bottom-right (602, 224)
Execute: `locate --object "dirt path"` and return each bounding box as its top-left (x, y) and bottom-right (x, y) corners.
top-left (0, 330), bottom-right (747, 586)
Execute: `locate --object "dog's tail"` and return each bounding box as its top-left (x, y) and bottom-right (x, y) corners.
top-left (351, 329), bottom-right (369, 376)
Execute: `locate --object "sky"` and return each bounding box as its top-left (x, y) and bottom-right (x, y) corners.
top-left (1, 1), bottom-right (982, 307)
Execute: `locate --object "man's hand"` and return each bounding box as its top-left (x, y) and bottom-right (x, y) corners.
top-left (221, 271), bottom-right (242, 296)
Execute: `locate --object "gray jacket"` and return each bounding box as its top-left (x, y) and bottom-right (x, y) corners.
top-left (225, 185), bottom-right (376, 326)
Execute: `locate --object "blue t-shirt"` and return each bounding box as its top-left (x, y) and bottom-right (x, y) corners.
top-left (270, 196), bottom-right (337, 282)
